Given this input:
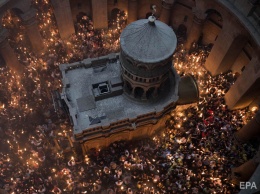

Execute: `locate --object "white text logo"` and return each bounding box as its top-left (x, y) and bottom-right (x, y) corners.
top-left (240, 182), bottom-right (257, 189)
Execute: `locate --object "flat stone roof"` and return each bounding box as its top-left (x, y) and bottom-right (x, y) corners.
top-left (60, 57), bottom-right (180, 134)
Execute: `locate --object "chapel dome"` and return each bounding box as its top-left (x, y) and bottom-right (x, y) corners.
top-left (120, 16), bottom-right (177, 64)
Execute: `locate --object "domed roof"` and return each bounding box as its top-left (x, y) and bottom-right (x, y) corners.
top-left (120, 16), bottom-right (177, 63)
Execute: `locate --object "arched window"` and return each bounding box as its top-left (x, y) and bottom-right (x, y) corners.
top-left (134, 87), bottom-right (144, 99)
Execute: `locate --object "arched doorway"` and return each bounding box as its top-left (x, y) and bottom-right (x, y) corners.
top-left (76, 12), bottom-right (88, 23)
top-left (109, 8), bottom-right (127, 29)
top-left (70, 0), bottom-right (92, 23)
top-left (111, 8), bottom-right (121, 21)
top-left (75, 11), bottom-right (92, 33)
top-left (202, 9), bottom-right (223, 45)
top-left (134, 87), bottom-right (144, 99)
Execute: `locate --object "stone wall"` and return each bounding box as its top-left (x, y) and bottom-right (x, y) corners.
top-left (81, 114), bottom-right (169, 152)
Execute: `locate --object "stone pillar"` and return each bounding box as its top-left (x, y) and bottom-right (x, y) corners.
top-left (0, 28), bottom-right (24, 74)
top-left (160, 0), bottom-right (175, 25)
top-left (20, 8), bottom-right (45, 55)
top-left (51, 0), bottom-right (75, 40)
top-left (91, 0), bottom-right (108, 29)
top-left (184, 7), bottom-right (206, 50)
top-left (232, 159), bottom-right (258, 182)
top-left (141, 89), bottom-right (147, 100)
top-left (153, 87), bottom-right (159, 98)
top-left (204, 23), bottom-right (248, 76)
top-left (131, 87), bottom-right (135, 96)
top-left (224, 57), bottom-right (260, 109)
top-left (234, 110), bottom-right (260, 143)
top-left (128, 0), bottom-right (138, 24)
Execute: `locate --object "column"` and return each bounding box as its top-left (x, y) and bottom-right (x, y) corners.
top-left (160, 0), bottom-right (175, 25)
top-left (234, 110), bottom-right (260, 143)
top-left (128, 0), bottom-right (138, 24)
top-left (232, 159), bottom-right (258, 182)
top-left (204, 23), bottom-right (248, 76)
top-left (224, 57), bottom-right (260, 109)
top-left (51, 0), bottom-right (75, 40)
top-left (184, 7), bottom-right (206, 50)
top-left (141, 88), bottom-right (147, 100)
top-left (0, 28), bottom-right (24, 74)
top-left (153, 87), bottom-right (159, 98)
top-left (91, 0), bottom-right (108, 29)
top-left (20, 8), bottom-right (45, 55)
top-left (131, 86), bottom-right (135, 96)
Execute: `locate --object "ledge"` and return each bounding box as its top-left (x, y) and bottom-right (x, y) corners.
top-left (217, 0), bottom-right (260, 46)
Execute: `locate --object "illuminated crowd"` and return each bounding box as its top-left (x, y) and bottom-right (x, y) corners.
top-left (0, 0), bottom-right (258, 193)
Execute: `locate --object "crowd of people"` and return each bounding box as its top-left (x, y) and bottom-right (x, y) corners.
top-left (0, 0), bottom-right (259, 193)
